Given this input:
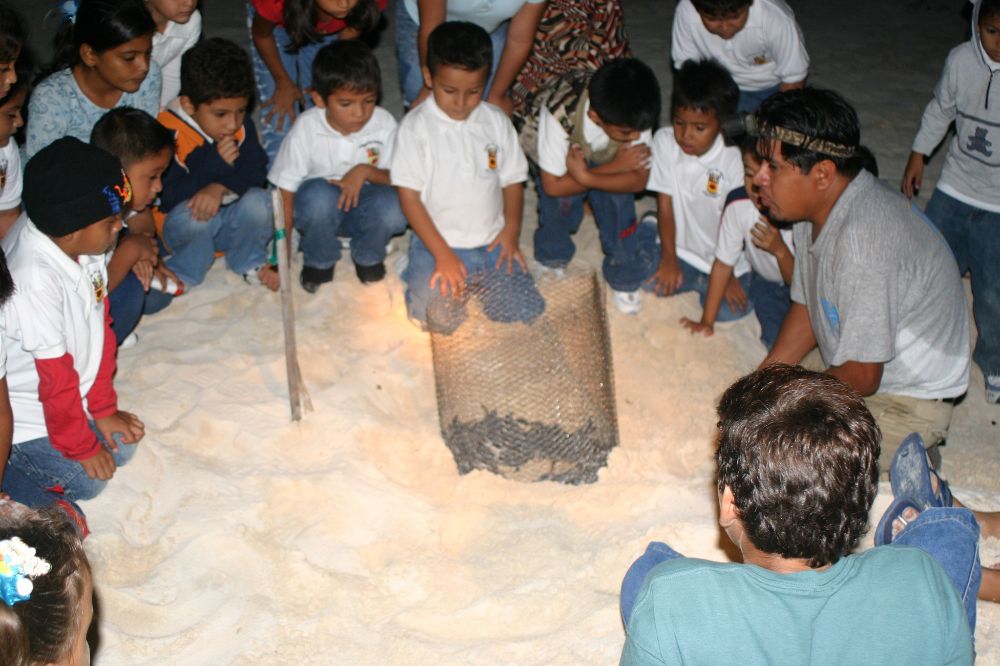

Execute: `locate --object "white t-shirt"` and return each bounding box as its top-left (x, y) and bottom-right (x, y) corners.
top-left (391, 97), bottom-right (528, 249)
top-left (671, 0), bottom-right (809, 91)
top-left (536, 99), bottom-right (654, 177)
top-left (647, 128), bottom-right (743, 273)
top-left (152, 10), bottom-right (202, 108)
top-left (0, 139), bottom-right (22, 212)
top-left (268, 106), bottom-right (398, 192)
top-left (715, 192), bottom-right (794, 283)
top-left (0, 219), bottom-right (108, 444)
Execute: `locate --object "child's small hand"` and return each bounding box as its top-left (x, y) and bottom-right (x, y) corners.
top-left (95, 410), bottom-right (145, 452)
top-left (336, 166), bottom-right (368, 211)
top-left (217, 136), bottom-right (240, 166)
top-left (263, 80), bottom-right (303, 132)
top-left (610, 142), bottom-right (652, 173)
top-left (487, 227), bottom-right (527, 274)
top-left (131, 259), bottom-right (155, 291)
top-left (566, 144), bottom-right (589, 182)
top-left (680, 317), bottom-right (714, 337)
top-left (646, 257), bottom-right (685, 296)
top-left (428, 250), bottom-right (468, 299)
top-left (188, 183), bottom-right (228, 221)
top-left (901, 152), bottom-right (925, 198)
top-left (724, 275), bottom-right (748, 314)
top-left (153, 263), bottom-right (183, 293)
top-left (750, 218), bottom-right (787, 256)
top-left (79, 447), bottom-right (116, 481)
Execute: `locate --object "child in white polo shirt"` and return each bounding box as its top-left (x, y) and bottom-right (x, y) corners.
top-left (671, 0), bottom-right (809, 112)
top-left (392, 21), bottom-right (543, 331)
top-left (646, 59), bottom-right (749, 321)
top-left (269, 39), bottom-right (406, 293)
top-left (0, 138), bottom-right (145, 534)
top-left (680, 137), bottom-right (794, 349)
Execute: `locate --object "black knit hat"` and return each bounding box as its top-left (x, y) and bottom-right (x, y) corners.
top-left (23, 137), bottom-right (133, 237)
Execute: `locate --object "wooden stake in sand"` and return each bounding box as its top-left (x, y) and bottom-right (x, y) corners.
top-left (271, 189), bottom-right (312, 420)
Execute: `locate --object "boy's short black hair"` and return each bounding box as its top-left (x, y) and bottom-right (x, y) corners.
top-left (91, 107), bottom-right (174, 168)
top-left (981, 0), bottom-right (1000, 21)
top-left (716, 364), bottom-right (880, 569)
top-left (312, 39), bottom-right (381, 99)
top-left (588, 58), bottom-right (661, 132)
top-left (691, 0), bottom-right (753, 17)
top-left (857, 145), bottom-right (879, 177)
top-left (755, 87), bottom-right (864, 176)
top-left (672, 59), bottom-right (739, 122)
top-left (0, 1), bottom-right (25, 63)
top-left (426, 21), bottom-right (492, 75)
top-left (180, 38), bottom-right (255, 109)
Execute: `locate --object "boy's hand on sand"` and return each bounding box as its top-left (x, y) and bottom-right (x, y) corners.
top-left (750, 218), bottom-right (787, 256)
top-left (725, 275), bottom-right (748, 314)
top-left (153, 263), bottom-right (183, 292)
top-left (337, 167), bottom-right (368, 211)
top-left (188, 183), bottom-right (228, 221)
top-left (487, 227), bottom-right (527, 274)
top-left (95, 410), bottom-right (146, 453)
top-left (428, 250), bottom-right (468, 298)
top-left (263, 80), bottom-right (303, 132)
top-left (80, 448), bottom-right (116, 481)
top-left (901, 152), bottom-right (925, 198)
top-left (216, 136), bottom-right (240, 166)
top-left (646, 257), bottom-right (684, 296)
top-left (680, 317), bottom-right (714, 337)
top-left (610, 142), bottom-right (652, 172)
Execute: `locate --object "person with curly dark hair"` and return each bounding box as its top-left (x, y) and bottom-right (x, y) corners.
top-left (618, 365), bottom-right (979, 665)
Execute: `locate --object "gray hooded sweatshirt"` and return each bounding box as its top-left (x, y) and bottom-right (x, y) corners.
top-left (912, 0), bottom-right (1000, 212)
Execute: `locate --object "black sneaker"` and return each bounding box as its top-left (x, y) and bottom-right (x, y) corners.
top-left (300, 265), bottom-right (334, 293)
top-left (355, 261), bottom-right (386, 284)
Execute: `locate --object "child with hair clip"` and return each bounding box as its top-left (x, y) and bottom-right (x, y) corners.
top-left (0, 503), bottom-right (93, 666)
top-left (0, 1), bottom-right (25, 99)
top-left (26, 0), bottom-right (161, 158)
top-left (248, 0), bottom-right (387, 160)
top-left (148, 0), bottom-right (202, 108)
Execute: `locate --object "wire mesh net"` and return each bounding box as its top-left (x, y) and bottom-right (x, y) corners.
top-left (428, 268), bottom-right (619, 484)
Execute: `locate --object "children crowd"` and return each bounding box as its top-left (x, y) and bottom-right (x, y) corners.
top-left (0, 0), bottom-right (996, 662)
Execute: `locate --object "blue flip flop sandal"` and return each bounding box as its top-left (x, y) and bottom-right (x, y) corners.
top-left (889, 433), bottom-right (953, 510)
top-left (875, 496), bottom-right (923, 546)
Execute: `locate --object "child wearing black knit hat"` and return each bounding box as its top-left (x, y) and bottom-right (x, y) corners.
top-left (0, 137), bottom-right (145, 536)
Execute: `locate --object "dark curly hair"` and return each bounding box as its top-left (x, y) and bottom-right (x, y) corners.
top-left (671, 58), bottom-right (738, 122)
top-left (426, 21), bottom-right (492, 75)
top-left (589, 58), bottom-right (661, 132)
top-left (0, 1), bottom-right (25, 64)
top-left (716, 364), bottom-right (880, 568)
top-left (280, 0), bottom-right (381, 52)
top-left (91, 107), bottom-right (175, 168)
top-left (690, 0), bottom-right (752, 18)
top-left (180, 38), bottom-right (255, 109)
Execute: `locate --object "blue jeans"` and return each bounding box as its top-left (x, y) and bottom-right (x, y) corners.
top-left (748, 272), bottom-right (791, 350)
top-left (247, 4), bottom-right (339, 160)
top-left (620, 508), bottom-right (982, 634)
top-left (1, 425), bottom-right (138, 507)
top-left (162, 188), bottom-right (274, 287)
top-left (294, 179), bottom-right (407, 269)
top-left (109, 273), bottom-right (175, 345)
top-left (925, 189), bottom-right (1000, 384)
top-left (644, 256), bottom-right (753, 322)
top-left (535, 177), bottom-right (659, 292)
top-left (738, 85), bottom-right (781, 113)
top-left (403, 234), bottom-right (545, 333)
top-left (395, 1), bottom-right (508, 107)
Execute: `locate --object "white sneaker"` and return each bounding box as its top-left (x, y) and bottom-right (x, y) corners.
top-left (987, 375), bottom-right (1000, 404)
top-left (612, 288), bottom-right (642, 315)
top-left (535, 263), bottom-right (566, 279)
top-left (120, 332), bottom-right (139, 349)
top-left (340, 238), bottom-right (394, 254)
top-left (640, 210), bottom-right (658, 227)
top-left (392, 251), bottom-right (409, 276)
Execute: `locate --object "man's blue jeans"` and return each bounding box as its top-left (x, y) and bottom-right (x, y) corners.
top-left (162, 188), bottom-right (274, 287)
top-left (925, 189), bottom-right (1000, 386)
top-left (395, 1), bottom-right (507, 107)
top-left (403, 234), bottom-right (544, 333)
top-left (247, 4), bottom-right (339, 160)
top-left (1, 425), bottom-right (138, 508)
top-left (748, 272), bottom-right (791, 350)
top-left (534, 176), bottom-right (659, 292)
top-left (619, 507), bottom-right (982, 634)
top-left (294, 179), bottom-right (407, 270)
top-left (738, 85), bottom-right (781, 113)
top-left (644, 256), bottom-right (754, 322)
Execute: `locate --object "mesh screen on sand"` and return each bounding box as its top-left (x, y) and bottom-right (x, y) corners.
top-left (428, 268), bottom-right (619, 485)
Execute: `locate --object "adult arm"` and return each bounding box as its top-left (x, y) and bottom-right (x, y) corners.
top-left (250, 12), bottom-right (304, 130)
top-left (417, 0), bottom-right (448, 75)
top-left (827, 360), bottom-right (883, 396)
top-left (486, 1), bottom-right (548, 113)
top-left (759, 302), bottom-right (816, 367)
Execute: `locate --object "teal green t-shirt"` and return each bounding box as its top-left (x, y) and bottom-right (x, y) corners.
top-left (621, 546), bottom-right (973, 665)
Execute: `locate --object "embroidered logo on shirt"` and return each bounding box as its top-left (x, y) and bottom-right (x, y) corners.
top-left (966, 127), bottom-right (993, 157)
top-left (706, 169), bottom-right (722, 196)
top-left (366, 146), bottom-right (381, 166)
top-left (821, 298), bottom-right (840, 337)
top-left (752, 54), bottom-right (769, 65)
top-left (486, 144), bottom-right (498, 170)
top-left (91, 272), bottom-right (107, 303)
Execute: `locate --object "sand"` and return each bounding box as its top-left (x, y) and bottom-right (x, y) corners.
top-left (32, 0), bottom-right (996, 663)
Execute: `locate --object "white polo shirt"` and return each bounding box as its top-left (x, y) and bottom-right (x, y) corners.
top-left (0, 139), bottom-right (22, 212)
top-left (268, 106), bottom-right (398, 192)
top-left (647, 128), bottom-right (743, 274)
top-left (0, 219), bottom-right (108, 445)
top-left (536, 100), bottom-right (653, 177)
top-left (152, 10), bottom-right (202, 107)
top-left (391, 97), bottom-right (527, 249)
top-left (715, 193), bottom-right (794, 282)
top-left (671, 0), bottom-right (809, 91)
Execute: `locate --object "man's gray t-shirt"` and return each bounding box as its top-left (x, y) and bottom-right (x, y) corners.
top-left (790, 170), bottom-right (970, 399)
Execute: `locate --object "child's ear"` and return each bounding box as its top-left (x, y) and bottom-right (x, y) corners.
top-left (586, 108), bottom-right (602, 127)
top-left (421, 66), bottom-right (433, 91)
top-left (178, 96), bottom-right (196, 117)
top-left (308, 90), bottom-right (326, 109)
top-left (79, 44), bottom-right (98, 68)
